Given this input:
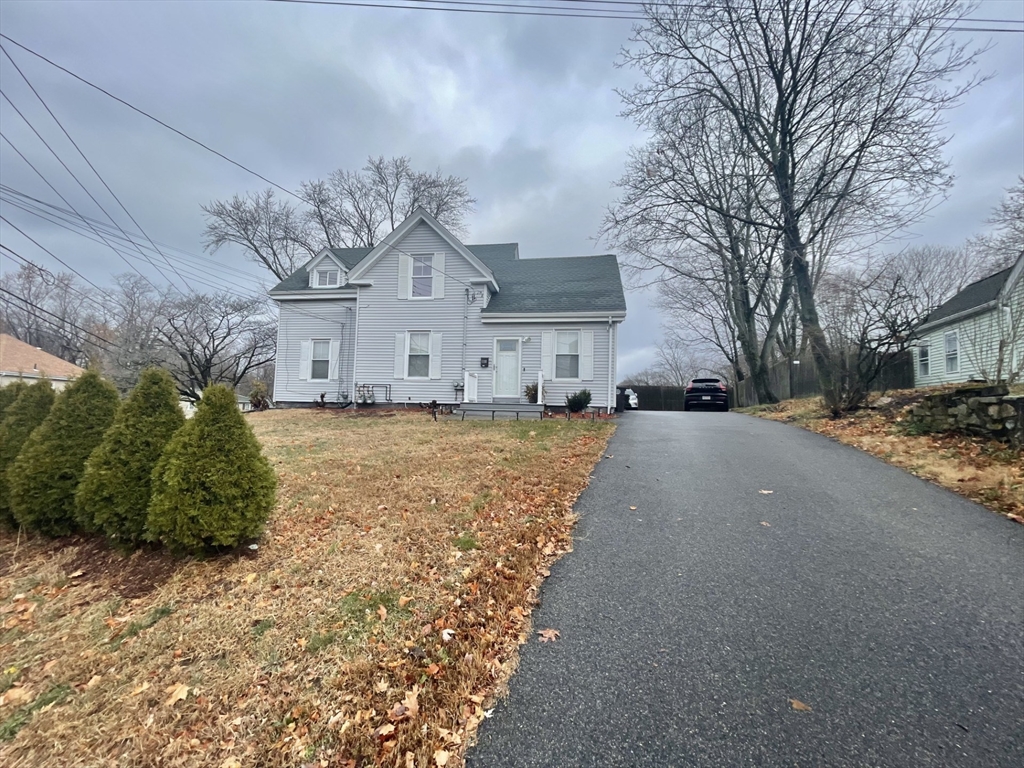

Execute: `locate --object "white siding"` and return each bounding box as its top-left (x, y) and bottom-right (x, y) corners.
top-left (354, 222), bottom-right (481, 403)
top-left (351, 220), bottom-right (620, 407)
top-left (914, 277), bottom-right (1024, 386)
top-left (274, 299), bottom-right (356, 403)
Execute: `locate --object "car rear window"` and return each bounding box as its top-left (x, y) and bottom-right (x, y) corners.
top-left (692, 378), bottom-right (722, 384)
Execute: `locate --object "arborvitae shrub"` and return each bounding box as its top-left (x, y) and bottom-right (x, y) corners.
top-left (147, 384), bottom-right (276, 554)
top-left (0, 380), bottom-right (56, 529)
top-left (0, 381), bottom-right (29, 420)
top-left (76, 368), bottom-right (186, 547)
top-left (9, 371), bottom-right (120, 536)
top-left (566, 389), bottom-right (592, 413)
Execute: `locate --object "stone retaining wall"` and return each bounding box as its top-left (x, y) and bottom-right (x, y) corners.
top-left (909, 385), bottom-right (1024, 446)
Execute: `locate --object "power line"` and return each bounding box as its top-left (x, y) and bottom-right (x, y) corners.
top-left (0, 100), bottom-right (177, 292)
top-left (264, 0), bottom-right (1024, 32)
top-left (0, 33), bottom-right (304, 202)
top-left (0, 43), bottom-right (194, 293)
top-left (0, 283), bottom-right (119, 352)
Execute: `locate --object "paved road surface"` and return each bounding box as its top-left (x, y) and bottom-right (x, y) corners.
top-left (467, 411), bottom-right (1024, 767)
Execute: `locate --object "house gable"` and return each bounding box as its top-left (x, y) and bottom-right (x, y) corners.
top-left (347, 208), bottom-right (498, 291)
top-left (305, 250), bottom-right (349, 288)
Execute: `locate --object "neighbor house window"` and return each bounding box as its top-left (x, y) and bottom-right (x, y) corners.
top-left (944, 331), bottom-right (959, 373)
top-left (408, 332), bottom-right (430, 378)
top-left (918, 343), bottom-right (930, 377)
top-left (316, 268), bottom-right (340, 287)
top-left (311, 339), bottom-right (330, 380)
top-left (411, 255), bottom-right (432, 298)
top-left (555, 331), bottom-right (580, 379)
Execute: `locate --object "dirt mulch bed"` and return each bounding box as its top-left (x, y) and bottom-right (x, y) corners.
top-left (0, 410), bottom-right (613, 767)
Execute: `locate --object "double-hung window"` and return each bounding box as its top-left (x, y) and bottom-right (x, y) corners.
top-left (555, 331), bottom-right (580, 379)
top-left (310, 339), bottom-right (331, 380)
top-left (408, 332), bottom-right (430, 378)
top-left (411, 256), bottom-right (432, 298)
top-left (315, 268), bottom-right (340, 287)
top-left (918, 343), bottom-right (930, 377)
top-left (944, 331), bottom-right (959, 374)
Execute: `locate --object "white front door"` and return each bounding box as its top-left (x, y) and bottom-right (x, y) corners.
top-left (494, 339), bottom-right (520, 398)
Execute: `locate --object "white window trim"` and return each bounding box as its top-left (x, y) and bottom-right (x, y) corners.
top-left (410, 254), bottom-right (433, 300)
top-left (944, 330), bottom-right (959, 374)
top-left (314, 267), bottom-right (341, 288)
top-left (553, 329), bottom-right (582, 382)
top-left (918, 343), bottom-right (930, 378)
top-left (310, 338), bottom-right (331, 381)
top-left (406, 330), bottom-right (432, 380)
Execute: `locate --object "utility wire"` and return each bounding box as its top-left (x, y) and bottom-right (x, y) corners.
top-left (0, 43), bottom-right (193, 293)
top-left (0, 283), bottom-right (120, 352)
top-left (0, 100), bottom-right (176, 292)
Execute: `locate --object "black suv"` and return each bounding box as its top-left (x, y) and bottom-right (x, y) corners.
top-left (683, 377), bottom-right (729, 411)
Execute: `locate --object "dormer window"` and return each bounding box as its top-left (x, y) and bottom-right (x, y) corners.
top-left (315, 268), bottom-right (340, 287)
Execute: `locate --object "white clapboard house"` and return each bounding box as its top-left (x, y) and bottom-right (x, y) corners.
top-left (269, 209), bottom-right (626, 411)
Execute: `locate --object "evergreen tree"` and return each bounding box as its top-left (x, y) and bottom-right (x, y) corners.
top-left (0, 381), bottom-right (55, 528)
top-left (0, 382), bottom-right (29, 420)
top-left (9, 371), bottom-right (120, 536)
top-left (147, 384), bottom-right (276, 554)
top-left (76, 368), bottom-right (186, 546)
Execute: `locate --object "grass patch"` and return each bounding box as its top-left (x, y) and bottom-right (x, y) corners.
top-left (0, 684), bottom-right (72, 742)
top-left (0, 410), bottom-right (613, 765)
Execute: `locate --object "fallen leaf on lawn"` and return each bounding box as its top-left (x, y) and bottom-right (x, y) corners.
top-left (373, 723), bottom-right (396, 740)
top-left (374, 679), bottom-right (389, 693)
top-left (402, 686), bottom-right (420, 718)
top-left (405, 752), bottom-right (416, 768)
top-left (68, 570), bottom-right (85, 579)
top-left (440, 628), bottom-right (455, 642)
top-left (760, 521), bottom-right (771, 527)
top-left (41, 659), bottom-right (58, 675)
top-left (759, 490), bottom-right (774, 495)
top-left (377, 605), bottom-right (388, 622)
top-left (220, 758), bottom-right (242, 768)
top-left (244, 573), bottom-right (257, 584)
top-left (398, 595), bottom-right (414, 608)
top-left (85, 675), bottom-right (103, 689)
top-left (537, 628), bottom-right (560, 642)
top-left (131, 681), bottom-right (151, 695)
top-left (2, 686), bottom-right (32, 706)
top-left (434, 749), bottom-right (450, 767)
top-left (165, 683), bottom-right (190, 706)
top-left (788, 698), bottom-right (812, 711)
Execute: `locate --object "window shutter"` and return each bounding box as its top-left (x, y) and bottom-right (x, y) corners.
top-left (433, 252), bottom-right (445, 300)
top-left (329, 340), bottom-right (340, 381)
top-left (398, 253), bottom-right (411, 300)
top-left (299, 340), bottom-right (311, 381)
top-left (541, 331), bottom-right (553, 380)
top-left (429, 332), bottom-right (443, 379)
top-left (580, 330), bottom-right (594, 381)
top-left (394, 333), bottom-right (406, 379)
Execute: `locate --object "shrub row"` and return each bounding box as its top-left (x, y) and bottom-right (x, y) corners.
top-left (0, 370), bottom-right (276, 555)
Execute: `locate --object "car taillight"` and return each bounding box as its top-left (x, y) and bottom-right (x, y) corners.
top-left (718, 383), bottom-right (727, 391)
top-left (686, 384), bottom-right (693, 391)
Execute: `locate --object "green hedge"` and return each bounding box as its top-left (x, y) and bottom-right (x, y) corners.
top-left (0, 381), bottom-right (56, 529)
top-left (77, 368), bottom-right (186, 547)
top-left (147, 384), bottom-right (276, 554)
top-left (9, 371), bottom-right (120, 536)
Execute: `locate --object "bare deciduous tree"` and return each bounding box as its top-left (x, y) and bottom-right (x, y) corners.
top-left (970, 176), bottom-right (1024, 272)
top-left (203, 156), bottom-right (476, 281)
top-left (159, 293), bottom-right (277, 402)
top-left (617, 0), bottom-right (982, 413)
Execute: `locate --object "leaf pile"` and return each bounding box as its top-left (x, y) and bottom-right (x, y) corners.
top-left (0, 410), bottom-right (613, 766)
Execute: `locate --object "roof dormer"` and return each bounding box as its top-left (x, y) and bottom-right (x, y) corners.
top-left (306, 250), bottom-right (348, 289)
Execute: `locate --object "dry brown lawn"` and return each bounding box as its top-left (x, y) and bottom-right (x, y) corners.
top-left (742, 391), bottom-right (1023, 522)
top-left (0, 409), bottom-right (613, 767)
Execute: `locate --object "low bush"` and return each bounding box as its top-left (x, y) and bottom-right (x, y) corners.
top-left (566, 389), bottom-right (592, 413)
top-left (0, 381), bottom-right (56, 529)
top-left (147, 384), bottom-right (276, 554)
top-left (524, 382), bottom-right (539, 403)
top-left (9, 371), bottom-right (120, 536)
top-left (77, 368), bottom-right (186, 547)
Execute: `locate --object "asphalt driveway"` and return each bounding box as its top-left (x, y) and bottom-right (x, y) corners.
top-left (467, 411), bottom-right (1024, 767)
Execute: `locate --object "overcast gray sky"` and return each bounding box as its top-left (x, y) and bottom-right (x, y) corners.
top-left (1, 0), bottom-right (1021, 377)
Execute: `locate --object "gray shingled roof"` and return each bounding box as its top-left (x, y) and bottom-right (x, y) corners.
top-left (270, 244), bottom-right (626, 315)
top-left (920, 265), bottom-right (1013, 328)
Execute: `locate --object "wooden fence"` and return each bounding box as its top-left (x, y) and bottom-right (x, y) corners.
top-left (732, 350), bottom-right (915, 407)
